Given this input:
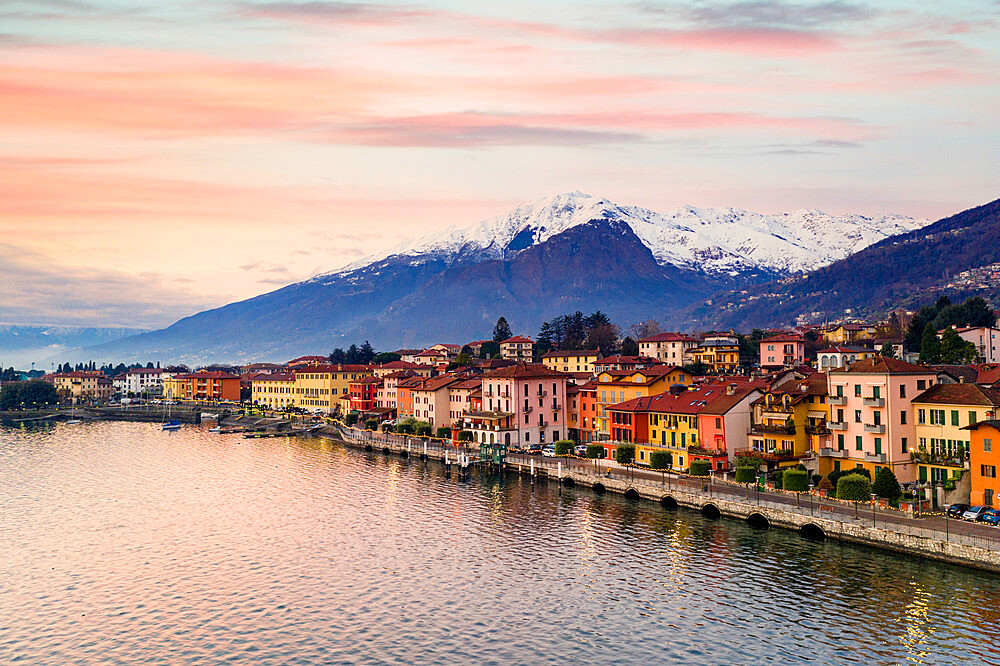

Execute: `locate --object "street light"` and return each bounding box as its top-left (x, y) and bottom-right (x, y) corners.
top-left (871, 493), bottom-right (877, 528)
top-left (808, 482), bottom-right (814, 515)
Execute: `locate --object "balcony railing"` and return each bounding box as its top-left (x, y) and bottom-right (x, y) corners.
top-left (910, 450), bottom-right (968, 467)
top-left (827, 421), bottom-right (848, 431)
top-left (863, 397), bottom-right (885, 407)
top-left (750, 423), bottom-right (796, 435)
top-left (536, 390), bottom-right (548, 397)
top-left (733, 447), bottom-right (800, 462)
top-left (828, 395), bottom-right (848, 405)
top-left (865, 452), bottom-right (887, 463)
top-left (864, 423), bottom-right (886, 434)
top-left (817, 448), bottom-right (846, 458)
top-left (805, 424), bottom-right (829, 435)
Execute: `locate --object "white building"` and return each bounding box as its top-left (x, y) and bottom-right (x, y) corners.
top-left (955, 326), bottom-right (1000, 363)
top-left (124, 368), bottom-right (174, 396)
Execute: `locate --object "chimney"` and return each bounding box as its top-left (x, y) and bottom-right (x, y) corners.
top-left (726, 383), bottom-right (736, 396)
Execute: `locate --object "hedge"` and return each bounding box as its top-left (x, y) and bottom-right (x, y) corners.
top-left (554, 440), bottom-right (573, 455)
top-left (435, 426), bottom-right (452, 439)
top-left (395, 422), bottom-right (414, 434)
top-left (783, 468), bottom-right (809, 492)
top-left (836, 473), bottom-right (873, 502)
top-left (585, 444), bottom-right (604, 459)
top-left (616, 443), bottom-right (636, 465)
top-left (649, 450), bottom-right (671, 470)
top-left (735, 466), bottom-right (756, 484)
top-left (345, 413), bottom-right (359, 426)
top-left (381, 423), bottom-right (394, 433)
top-left (689, 460), bottom-right (711, 477)
top-left (364, 418), bottom-right (379, 431)
top-left (415, 424), bottom-right (433, 437)
top-left (769, 472), bottom-right (783, 490)
top-left (458, 430), bottom-right (474, 442)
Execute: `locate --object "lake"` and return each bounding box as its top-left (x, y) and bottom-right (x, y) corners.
top-left (0, 421), bottom-right (996, 664)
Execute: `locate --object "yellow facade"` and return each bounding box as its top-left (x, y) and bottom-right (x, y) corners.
top-left (162, 376), bottom-right (185, 400)
top-left (691, 342), bottom-right (740, 372)
top-left (251, 376), bottom-right (296, 410)
top-left (749, 392), bottom-right (830, 468)
top-left (594, 371), bottom-right (676, 434)
top-left (292, 366), bottom-right (372, 414)
top-left (635, 411), bottom-right (700, 469)
top-left (911, 401), bottom-right (986, 484)
top-left (541, 351), bottom-right (599, 374)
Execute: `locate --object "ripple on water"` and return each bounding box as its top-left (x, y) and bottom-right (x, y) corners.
top-left (0, 422), bottom-right (996, 664)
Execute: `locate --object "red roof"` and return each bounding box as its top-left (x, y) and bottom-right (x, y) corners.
top-left (638, 332), bottom-right (697, 343)
top-left (176, 371), bottom-right (240, 380)
top-left (378, 360), bottom-right (425, 370)
top-left (830, 357), bottom-right (934, 375)
top-left (293, 364), bottom-right (370, 373)
top-left (501, 336), bottom-right (534, 344)
top-left (540, 349), bottom-right (598, 358)
top-left (594, 355), bottom-right (659, 365)
top-left (608, 385), bottom-right (734, 415)
top-left (482, 363), bottom-right (567, 379)
top-left (761, 334), bottom-right (804, 343)
top-left (975, 364), bottom-right (1000, 386)
top-left (250, 372), bottom-right (295, 382)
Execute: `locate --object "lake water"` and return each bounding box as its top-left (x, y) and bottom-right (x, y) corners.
top-left (1, 421), bottom-right (997, 664)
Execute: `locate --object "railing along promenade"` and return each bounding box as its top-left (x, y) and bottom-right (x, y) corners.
top-left (331, 425), bottom-right (1000, 572)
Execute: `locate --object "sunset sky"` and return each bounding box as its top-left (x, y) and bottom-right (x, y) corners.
top-left (2, 0), bottom-right (998, 329)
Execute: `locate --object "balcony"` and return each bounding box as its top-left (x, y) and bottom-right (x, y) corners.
top-left (536, 390), bottom-right (548, 397)
top-left (818, 448), bottom-right (846, 458)
top-left (863, 397), bottom-right (885, 407)
top-left (865, 452), bottom-right (887, 463)
top-left (805, 424), bottom-right (830, 435)
top-left (733, 447), bottom-right (801, 462)
top-left (864, 423), bottom-right (886, 434)
top-left (910, 450), bottom-right (968, 468)
top-left (828, 395), bottom-right (848, 405)
top-left (750, 423), bottom-right (796, 435)
top-left (827, 421), bottom-right (848, 431)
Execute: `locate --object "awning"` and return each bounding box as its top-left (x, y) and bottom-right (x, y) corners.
top-left (807, 411), bottom-right (826, 419)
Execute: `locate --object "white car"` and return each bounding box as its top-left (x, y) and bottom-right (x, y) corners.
top-left (541, 446), bottom-right (556, 457)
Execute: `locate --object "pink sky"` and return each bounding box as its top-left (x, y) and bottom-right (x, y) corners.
top-left (1, 0), bottom-right (998, 328)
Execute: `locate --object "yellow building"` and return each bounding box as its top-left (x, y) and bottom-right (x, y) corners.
top-left (745, 373), bottom-right (831, 472)
top-left (911, 383), bottom-right (1000, 484)
top-left (540, 350), bottom-right (599, 374)
top-left (292, 364), bottom-right (372, 414)
top-left (53, 372), bottom-right (112, 401)
top-left (162, 376), bottom-right (186, 400)
top-left (251, 372), bottom-right (296, 410)
top-left (691, 335), bottom-right (740, 373)
top-left (593, 366), bottom-right (690, 435)
top-left (822, 324), bottom-right (877, 344)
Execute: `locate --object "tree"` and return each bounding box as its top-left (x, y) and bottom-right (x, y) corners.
top-left (365, 418), bottom-right (379, 431)
top-left (836, 473), bottom-right (873, 516)
top-left (460, 345), bottom-right (473, 356)
top-left (585, 444), bottom-right (604, 459)
top-left (620, 336), bottom-right (639, 356)
top-left (873, 467), bottom-right (902, 503)
top-left (0, 379), bottom-right (59, 410)
top-left (435, 426), bottom-right (452, 439)
top-left (735, 466), bottom-right (756, 484)
top-left (446, 353), bottom-right (474, 371)
top-left (345, 412), bottom-right (359, 426)
top-left (878, 342), bottom-right (897, 358)
top-left (329, 348), bottom-right (346, 364)
top-left (478, 341), bottom-right (500, 359)
top-left (615, 443), bottom-right (635, 465)
top-left (683, 361), bottom-right (708, 376)
top-left (373, 352), bottom-right (401, 364)
top-left (627, 320), bottom-right (661, 340)
top-left (782, 468), bottom-right (809, 492)
top-left (649, 450), bottom-right (671, 470)
top-left (940, 328), bottom-right (978, 363)
top-left (554, 440), bottom-right (573, 455)
top-left (458, 430), bottom-right (474, 442)
top-left (492, 317), bottom-right (512, 344)
top-left (689, 460), bottom-right (711, 476)
top-left (415, 423), bottom-right (433, 437)
top-left (585, 323), bottom-right (619, 355)
top-left (919, 322), bottom-right (940, 364)
top-left (358, 341), bottom-right (376, 363)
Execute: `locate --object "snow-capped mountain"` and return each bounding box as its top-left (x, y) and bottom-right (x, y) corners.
top-left (330, 191), bottom-right (928, 278)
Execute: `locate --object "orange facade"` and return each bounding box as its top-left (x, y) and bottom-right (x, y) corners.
top-left (968, 421), bottom-right (1000, 508)
top-left (175, 372), bottom-right (241, 402)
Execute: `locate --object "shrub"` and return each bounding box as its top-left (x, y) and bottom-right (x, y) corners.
top-left (811, 474), bottom-right (823, 487)
top-left (364, 418), bottom-right (378, 431)
top-left (735, 455), bottom-right (764, 469)
top-left (818, 476), bottom-right (834, 492)
top-left (689, 460), bottom-right (711, 477)
top-left (735, 466), bottom-right (756, 484)
top-left (649, 450), bottom-right (672, 470)
top-left (380, 423), bottom-right (393, 433)
top-left (585, 444), bottom-right (604, 459)
top-left (395, 422), bottom-right (414, 434)
top-left (345, 412), bottom-right (359, 426)
top-left (616, 443), bottom-right (635, 465)
top-left (458, 430), bottom-right (474, 442)
top-left (836, 473), bottom-right (873, 502)
top-left (783, 468), bottom-right (809, 492)
top-left (554, 440), bottom-right (573, 455)
top-left (873, 467), bottom-right (902, 502)
top-left (436, 426), bottom-right (452, 439)
top-left (828, 467), bottom-right (870, 490)
top-left (415, 423), bottom-right (432, 437)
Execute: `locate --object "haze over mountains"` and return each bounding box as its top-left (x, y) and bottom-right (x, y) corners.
top-left (56, 192), bottom-right (935, 365)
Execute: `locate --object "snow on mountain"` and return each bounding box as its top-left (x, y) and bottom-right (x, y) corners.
top-left (324, 191), bottom-right (928, 280)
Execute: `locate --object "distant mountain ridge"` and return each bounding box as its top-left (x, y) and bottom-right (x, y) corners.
top-left (69, 192), bottom-right (930, 364)
top-left (677, 197), bottom-right (1000, 329)
top-left (0, 324), bottom-right (148, 368)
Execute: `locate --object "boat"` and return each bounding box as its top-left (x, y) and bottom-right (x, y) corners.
top-left (209, 426), bottom-right (222, 433)
top-left (65, 405), bottom-right (81, 425)
top-left (201, 413), bottom-right (219, 420)
top-left (162, 420), bottom-right (181, 431)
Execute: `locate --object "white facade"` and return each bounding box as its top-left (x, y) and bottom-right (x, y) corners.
top-left (957, 327), bottom-right (1000, 363)
top-left (125, 368), bottom-right (174, 396)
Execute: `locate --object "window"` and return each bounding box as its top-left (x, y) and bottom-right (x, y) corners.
top-left (855, 385), bottom-right (862, 397)
top-left (899, 384), bottom-right (906, 398)
top-left (918, 409), bottom-right (926, 424)
top-left (836, 385), bottom-right (844, 397)
top-left (900, 411), bottom-right (907, 425)
top-left (951, 410), bottom-right (960, 427)
top-left (969, 411), bottom-right (978, 426)
top-left (837, 434), bottom-right (845, 450)
top-left (917, 380), bottom-right (926, 390)
top-left (901, 437), bottom-right (907, 454)
top-left (986, 438), bottom-right (993, 453)
top-left (874, 438), bottom-right (882, 455)
top-left (981, 464), bottom-right (997, 479)
top-left (855, 410), bottom-right (862, 423)
top-left (872, 386), bottom-right (880, 398)
top-left (856, 436), bottom-right (863, 451)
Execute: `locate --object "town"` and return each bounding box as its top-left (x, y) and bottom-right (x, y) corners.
top-left (4, 297), bottom-right (1000, 519)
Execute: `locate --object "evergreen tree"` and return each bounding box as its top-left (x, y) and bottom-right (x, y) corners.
top-left (359, 341), bottom-right (376, 363)
top-left (620, 336), bottom-right (639, 356)
top-left (940, 328), bottom-right (978, 363)
top-left (878, 342), bottom-right (897, 358)
top-left (919, 323), bottom-right (941, 364)
top-left (492, 316), bottom-right (512, 344)
top-left (873, 467), bottom-right (902, 502)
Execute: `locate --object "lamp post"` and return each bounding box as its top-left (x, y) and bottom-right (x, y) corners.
top-left (808, 482), bottom-right (814, 515)
top-left (871, 493), bottom-right (877, 528)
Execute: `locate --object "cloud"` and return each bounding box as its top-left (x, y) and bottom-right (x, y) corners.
top-left (0, 242), bottom-right (225, 328)
top-left (672, 1), bottom-right (876, 29)
top-left (237, 1), bottom-right (429, 23)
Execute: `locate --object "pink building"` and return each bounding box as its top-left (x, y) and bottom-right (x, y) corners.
top-left (760, 334), bottom-right (806, 369)
top-left (825, 357), bottom-right (939, 483)
top-left (464, 364), bottom-right (569, 447)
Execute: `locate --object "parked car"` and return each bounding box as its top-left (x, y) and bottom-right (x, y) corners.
top-left (962, 505), bottom-right (990, 521)
top-left (526, 444), bottom-right (543, 455)
top-left (541, 445), bottom-right (556, 457)
top-left (574, 444), bottom-right (588, 456)
top-left (947, 503), bottom-right (971, 518)
top-left (979, 509), bottom-right (1000, 526)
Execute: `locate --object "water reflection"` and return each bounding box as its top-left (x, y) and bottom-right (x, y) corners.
top-left (0, 422), bottom-right (995, 664)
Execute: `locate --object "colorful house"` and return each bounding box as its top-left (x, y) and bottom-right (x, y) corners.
top-left (637, 332), bottom-right (698, 365)
top-left (347, 375), bottom-right (382, 413)
top-left (695, 383), bottom-right (765, 471)
top-left (592, 366), bottom-right (692, 436)
top-left (825, 357), bottom-right (938, 483)
top-left (964, 420), bottom-right (1000, 508)
top-left (462, 364), bottom-right (569, 447)
top-left (816, 346), bottom-right (876, 370)
top-left (250, 372), bottom-right (296, 410)
top-left (592, 355), bottom-right (660, 373)
top-left (759, 334), bottom-right (806, 370)
top-left (744, 372), bottom-right (830, 471)
top-left (172, 371), bottom-right (241, 402)
top-left (500, 336), bottom-right (535, 361)
top-left (911, 383), bottom-right (1000, 485)
top-left (691, 335), bottom-right (740, 373)
top-left (540, 349), bottom-right (599, 374)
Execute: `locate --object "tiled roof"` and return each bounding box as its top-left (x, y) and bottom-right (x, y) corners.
top-left (251, 372), bottom-right (295, 382)
top-left (501, 336), bottom-right (534, 344)
top-left (607, 386), bottom-right (728, 415)
top-left (638, 332), bottom-right (697, 343)
top-left (817, 346), bottom-right (872, 353)
top-left (761, 334), bottom-right (804, 343)
top-left (594, 355), bottom-right (658, 365)
top-left (930, 365), bottom-right (979, 384)
top-left (378, 361), bottom-right (425, 369)
top-left (540, 349), bottom-right (598, 358)
top-left (830, 357), bottom-right (933, 375)
top-left (482, 363), bottom-right (567, 379)
top-left (176, 371), bottom-right (240, 379)
top-left (975, 364), bottom-right (1000, 386)
top-left (912, 382), bottom-right (1000, 407)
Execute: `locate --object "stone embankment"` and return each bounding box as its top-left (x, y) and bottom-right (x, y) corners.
top-left (330, 425), bottom-right (1000, 573)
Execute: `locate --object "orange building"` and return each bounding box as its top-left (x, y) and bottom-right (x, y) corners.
top-left (173, 371), bottom-right (241, 402)
top-left (966, 420), bottom-right (1000, 508)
